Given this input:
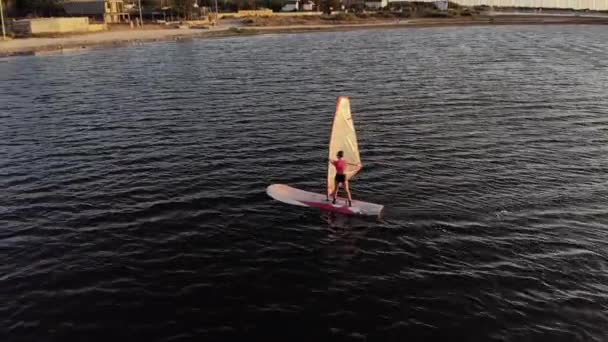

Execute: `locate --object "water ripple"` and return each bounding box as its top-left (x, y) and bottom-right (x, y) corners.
top-left (2, 25), bottom-right (608, 341)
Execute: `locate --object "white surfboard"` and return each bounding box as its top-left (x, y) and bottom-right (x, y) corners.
top-left (266, 184), bottom-right (384, 216)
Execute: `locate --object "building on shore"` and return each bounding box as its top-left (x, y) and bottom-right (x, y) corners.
top-left (365, 0), bottom-right (389, 9)
top-left (281, 0), bottom-right (299, 11)
top-left (384, 0), bottom-right (608, 10)
top-left (451, 0), bottom-right (608, 11)
top-left (281, 0), bottom-right (316, 11)
top-left (303, 1), bottom-right (316, 10)
top-left (11, 17), bottom-right (106, 37)
top-left (63, 0), bottom-right (131, 23)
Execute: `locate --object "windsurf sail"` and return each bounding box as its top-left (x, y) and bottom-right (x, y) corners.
top-left (327, 96), bottom-right (361, 196)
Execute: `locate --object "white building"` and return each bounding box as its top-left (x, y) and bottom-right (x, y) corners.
top-left (365, 0), bottom-right (388, 9)
top-left (282, 0), bottom-right (299, 11)
top-left (448, 0), bottom-right (608, 10)
top-left (435, 0), bottom-right (448, 10)
top-left (281, 0), bottom-right (315, 11)
top-left (302, 1), bottom-right (315, 10)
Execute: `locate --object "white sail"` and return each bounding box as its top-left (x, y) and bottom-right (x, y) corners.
top-left (327, 96), bottom-right (361, 195)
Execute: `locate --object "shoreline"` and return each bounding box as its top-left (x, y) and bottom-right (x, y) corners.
top-left (1, 16), bottom-right (607, 58)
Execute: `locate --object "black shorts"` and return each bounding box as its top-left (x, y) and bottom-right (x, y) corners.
top-left (334, 174), bottom-right (346, 184)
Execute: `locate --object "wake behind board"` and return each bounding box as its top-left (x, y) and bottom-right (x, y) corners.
top-left (267, 184), bottom-right (383, 216)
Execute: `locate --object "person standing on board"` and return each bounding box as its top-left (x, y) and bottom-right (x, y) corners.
top-left (329, 150), bottom-right (361, 207)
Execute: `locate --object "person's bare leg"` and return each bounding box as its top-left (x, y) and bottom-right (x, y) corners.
top-left (331, 183), bottom-right (339, 203)
top-left (327, 182), bottom-right (335, 201)
top-left (344, 180), bottom-right (352, 206)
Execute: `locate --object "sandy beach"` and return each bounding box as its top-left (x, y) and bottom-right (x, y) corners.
top-left (1, 14), bottom-right (607, 57)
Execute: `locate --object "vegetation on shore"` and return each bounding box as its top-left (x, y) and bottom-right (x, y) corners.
top-left (227, 26), bottom-right (260, 34)
top-left (242, 2), bottom-right (479, 26)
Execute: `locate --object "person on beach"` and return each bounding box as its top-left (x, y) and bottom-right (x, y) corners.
top-left (329, 150), bottom-right (361, 207)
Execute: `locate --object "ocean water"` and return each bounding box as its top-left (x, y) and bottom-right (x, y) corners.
top-left (2, 25), bottom-right (608, 341)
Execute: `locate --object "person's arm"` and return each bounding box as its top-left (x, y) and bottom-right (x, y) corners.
top-left (350, 163), bottom-right (362, 173)
top-left (348, 162), bottom-right (362, 172)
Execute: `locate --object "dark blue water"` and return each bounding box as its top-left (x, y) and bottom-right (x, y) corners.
top-left (2, 25), bottom-right (608, 341)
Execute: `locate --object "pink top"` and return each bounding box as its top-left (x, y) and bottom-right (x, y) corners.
top-left (332, 159), bottom-right (347, 174)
